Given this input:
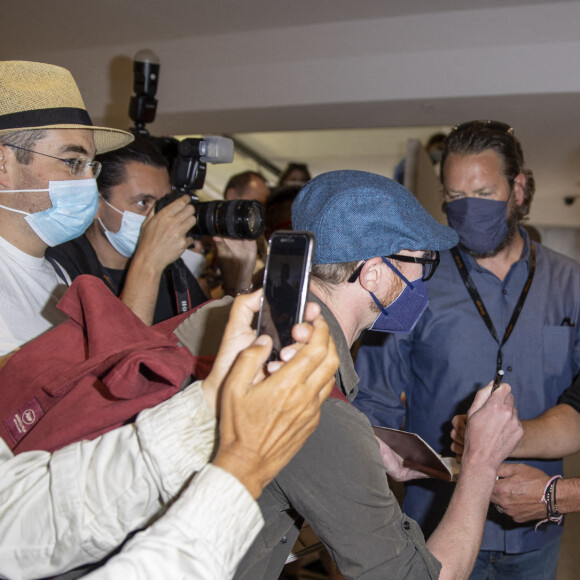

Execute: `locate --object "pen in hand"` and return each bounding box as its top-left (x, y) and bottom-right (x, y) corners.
top-left (492, 369), bottom-right (504, 393)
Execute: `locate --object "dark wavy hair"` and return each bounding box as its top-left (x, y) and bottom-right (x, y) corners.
top-left (96, 136), bottom-right (168, 201)
top-left (277, 162), bottom-right (311, 186)
top-left (440, 121), bottom-right (535, 221)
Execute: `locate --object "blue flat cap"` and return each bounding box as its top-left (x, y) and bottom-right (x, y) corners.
top-left (292, 170), bottom-right (458, 264)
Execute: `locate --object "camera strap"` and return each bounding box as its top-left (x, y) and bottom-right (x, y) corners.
top-left (168, 262), bottom-right (193, 314)
top-left (45, 255), bottom-right (71, 286)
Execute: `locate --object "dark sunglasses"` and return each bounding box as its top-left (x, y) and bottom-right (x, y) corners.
top-left (451, 120), bottom-right (514, 136)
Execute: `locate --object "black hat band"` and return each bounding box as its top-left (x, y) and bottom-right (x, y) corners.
top-left (0, 107), bottom-right (93, 130)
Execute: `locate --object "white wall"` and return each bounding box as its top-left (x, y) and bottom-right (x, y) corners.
top-left (12, 2), bottom-right (580, 133)
top-left (5, 2), bottom-right (580, 226)
top-left (536, 225), bottom-right (580, 262)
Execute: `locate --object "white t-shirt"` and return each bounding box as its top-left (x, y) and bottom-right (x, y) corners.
top-left (0, 235), bottom-right (69, 355)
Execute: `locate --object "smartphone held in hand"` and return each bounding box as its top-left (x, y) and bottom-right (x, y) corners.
top-left (257, 231), bottom-right (315, 360)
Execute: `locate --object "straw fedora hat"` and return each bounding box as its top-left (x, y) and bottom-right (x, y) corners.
top-left (0, 61), bottom-right (134, 154)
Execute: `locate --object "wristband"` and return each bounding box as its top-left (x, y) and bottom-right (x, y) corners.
top-left (223, 284), bottom-right (254, 297)
top-left (535, 474), bottom-right (563, 530)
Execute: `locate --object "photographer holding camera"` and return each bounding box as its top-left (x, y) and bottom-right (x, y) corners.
top-left (47, 136), bottom-right (209, 325)
top-left (48, 54), bottom-right (265, 324)
top-left (48, 135), bottom-right (266, 325)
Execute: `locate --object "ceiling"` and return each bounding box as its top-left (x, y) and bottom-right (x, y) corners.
top-left (2, 0), bottom-right (558, 52)
top-left (4, 0), bottom-right (580, 228)
top-left (198, 126), bottom-right (449, 199)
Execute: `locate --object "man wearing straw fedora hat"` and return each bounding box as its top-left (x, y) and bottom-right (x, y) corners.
top-left (0, 61), bottom-right (134, 355)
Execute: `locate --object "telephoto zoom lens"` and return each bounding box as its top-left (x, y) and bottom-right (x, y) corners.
top-left (156, 193), bottom-right (264, 240)
top-left (196, 199), bottom-right (264, 239)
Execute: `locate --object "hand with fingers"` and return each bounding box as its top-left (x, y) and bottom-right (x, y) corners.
top-left (208, 290), bottom-right (339, 498)
top-left (450, 377), bottom-right (517, 465)
top-left (121, 195), bottom-right (198, 325)
top-left (461, 380), bottom-right (523, 474)
top-left (135, 194), bottom-right (197, 272)
top-left (376, 437), bottom-right (430, 482)
top-left (202, 290), bottom-right (326, 412)
top-left (450, 413), bottom-right (467, 462)
top-left (491, 463), bottom-right (551, 522)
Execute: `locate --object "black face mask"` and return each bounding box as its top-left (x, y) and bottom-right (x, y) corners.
top-left (446, 197), bottom-right (509, 255)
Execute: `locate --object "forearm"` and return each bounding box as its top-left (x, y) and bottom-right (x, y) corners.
top-left (430, 382), bottom-right (522, 578)
top-left (135, 380), bottom-right (217, 500)
top-left (84, 466), bottom-right (263, 580)
top-left (216, 241), bottom-right (257, 296)
top-left (120, 252), bottom-right (164, 326)
top-left (427, 462), bottom-right (497, 580)
top-left (0, 428), bottom-right (162, 579)
top-left (551, 477), bottom-right (580, 515)
top-left (0, 381), bottom-right (216, 579)
top-left (514, 404), bottom-right (580, 459)
top-left (221, 262), bottom-right (254, 294)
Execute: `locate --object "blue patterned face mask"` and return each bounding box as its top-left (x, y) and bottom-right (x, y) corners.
top-left (445, 197), bottom-right (509, 255)
top-left (0, 178), bottom-right (99, 246)
top-left (368, 257), bottom-right (429, 334)
top-left (98, 197), bottom-right (146, 258)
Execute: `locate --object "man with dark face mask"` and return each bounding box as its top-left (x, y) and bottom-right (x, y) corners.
top-left (354, 121), bottom-right (580, 580)
top-left (230, 170), bottom-right (523, 580)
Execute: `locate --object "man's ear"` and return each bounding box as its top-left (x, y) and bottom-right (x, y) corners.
top-left (0, 144), bottom-right (27, 190)
top-left (359, 257), bottom-right (388, 294)
top-left (513, 173), bottom-right (526, 206)
top-left (0, 144), bottom-right (11, 187)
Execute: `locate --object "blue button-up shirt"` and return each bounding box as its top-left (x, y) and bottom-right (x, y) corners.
top-left (354, 230), bottom-right (580, 553)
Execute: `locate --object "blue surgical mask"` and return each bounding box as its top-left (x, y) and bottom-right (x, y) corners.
top-left (445, 197), bottom-right (508, 255)
top-left (0, 178), bottom-right (99, 247)
top-left (368, 257), bottom-right (429, 334)
top-left (98, 197), bottom-right (146, 258)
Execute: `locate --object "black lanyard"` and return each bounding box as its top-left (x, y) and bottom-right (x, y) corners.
top-left (451, 244), bottom-right (536, 372)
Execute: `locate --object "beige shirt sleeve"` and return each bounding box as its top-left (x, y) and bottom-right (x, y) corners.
top-left (0, 380), bottom-right (222, 579)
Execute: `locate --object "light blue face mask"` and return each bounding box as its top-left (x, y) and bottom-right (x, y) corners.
top-left (0, 178), bottom-right (99, 247)
top-left (98, 197), bottom-right (146, 258)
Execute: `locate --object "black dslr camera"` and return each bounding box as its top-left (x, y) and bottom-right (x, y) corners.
top-left (156, 137), bottom-right (265, 240)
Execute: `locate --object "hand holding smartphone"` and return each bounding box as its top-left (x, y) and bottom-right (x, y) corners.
top-left (257, 231), bottom-right (315, 361)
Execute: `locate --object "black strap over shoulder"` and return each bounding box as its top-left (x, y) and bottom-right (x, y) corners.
top-left (451, 244), bottom-right (536, 372)
top-left (44, 255), bottom-right (69, 286)
top-left (46, 235), bottom-right (120, 292)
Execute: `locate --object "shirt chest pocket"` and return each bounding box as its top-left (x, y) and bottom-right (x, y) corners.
top-left (542, 326), bottom-right (575, 380)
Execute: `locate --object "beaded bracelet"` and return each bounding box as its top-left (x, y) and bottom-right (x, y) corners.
top-left (552, 477), bottom-right (562, 520)
top-left (535, 474), bottom-right (563, 530)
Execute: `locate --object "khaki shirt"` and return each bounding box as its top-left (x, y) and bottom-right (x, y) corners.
top-left (234, 295), bottom-right (442, 579)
